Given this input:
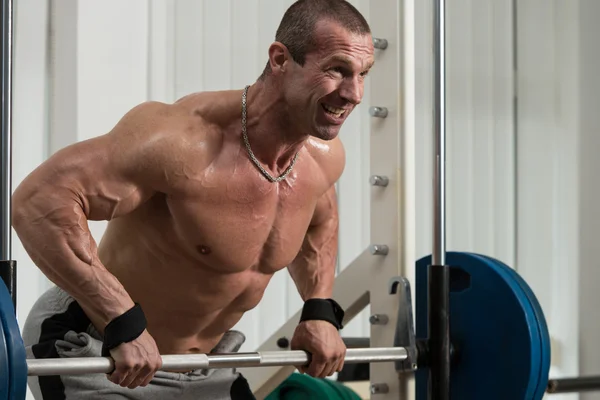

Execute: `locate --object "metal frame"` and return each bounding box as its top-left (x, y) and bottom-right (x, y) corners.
top-left (366, 0), bottom-right (407, 398)
top-left (0, 0), bottom-right (15, 310)
top-left (429, 0), bottom-right (450, 398)
top-left (0, 0), bottom-right (11, 262)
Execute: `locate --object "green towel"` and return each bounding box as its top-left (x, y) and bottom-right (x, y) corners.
top-left (265, 373), bottom-right (362, 400)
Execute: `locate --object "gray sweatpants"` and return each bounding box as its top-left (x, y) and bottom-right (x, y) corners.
top-left (22, 286), bottom-right (256, 400)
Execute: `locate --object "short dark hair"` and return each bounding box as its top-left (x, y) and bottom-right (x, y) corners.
top-left (259, 0), bottom-right (371, 80)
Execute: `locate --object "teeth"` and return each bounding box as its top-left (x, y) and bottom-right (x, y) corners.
top-left (323, 104), bottom-right (345, 117)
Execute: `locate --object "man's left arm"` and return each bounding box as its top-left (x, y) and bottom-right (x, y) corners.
top-left (287, 184), bottom-right (346, 378)
top-left (287, 184), bottom-right (339, 301)
top-left (288, 136), bottom-right (345, 306)
top-left (287, 135), bottom-right (350, 376)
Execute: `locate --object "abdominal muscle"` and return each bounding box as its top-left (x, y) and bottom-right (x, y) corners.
top-left (97, 215), bottom-right (273, 359)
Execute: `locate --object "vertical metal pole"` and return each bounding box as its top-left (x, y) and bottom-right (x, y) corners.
top-left (0, 0), bottom-right (11, 261)
top-left (0, 0), bottom-right (15, 310)
top-left (429, 0), bottom-right (450, 398)
top-left (432, 0), bottom-right (446, 269)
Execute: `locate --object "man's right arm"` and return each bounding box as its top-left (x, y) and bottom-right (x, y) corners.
top-left (11, 101), bottom-right (185, 387)
top-left (12, 101), bottom-right (176, 327)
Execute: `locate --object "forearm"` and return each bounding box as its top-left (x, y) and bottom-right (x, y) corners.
top-left (12, 186), bottom-right (134, 328)
top-left (288, 214), bottom-right (338, 301)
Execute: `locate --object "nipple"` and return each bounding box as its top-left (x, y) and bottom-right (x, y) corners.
top-left (197, 245), bottom-right (212, 255)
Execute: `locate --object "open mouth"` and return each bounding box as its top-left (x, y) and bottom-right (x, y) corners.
top-left (321, 104), bottom-right (346, 119)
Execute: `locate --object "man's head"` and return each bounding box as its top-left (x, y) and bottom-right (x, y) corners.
top-left (260, 0), bottom-right (374, 141)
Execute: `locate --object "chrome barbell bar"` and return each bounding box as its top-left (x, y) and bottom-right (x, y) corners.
top-left (547, 375), bottom-right (600, 393)
top-left (27, 347), bottom-right (409, 376)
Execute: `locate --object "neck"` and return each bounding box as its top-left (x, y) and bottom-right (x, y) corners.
top-left (242, 80), bottom-right (308, 171)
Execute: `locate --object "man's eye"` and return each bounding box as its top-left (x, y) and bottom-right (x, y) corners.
top-left (330, 67), bottom-right (344, 75)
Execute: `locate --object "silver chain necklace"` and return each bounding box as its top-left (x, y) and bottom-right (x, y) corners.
top-left (241, 85), bottom-right (299, 183)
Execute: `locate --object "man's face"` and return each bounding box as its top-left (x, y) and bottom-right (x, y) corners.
top-left (283, 20), bottom-right (375, 141)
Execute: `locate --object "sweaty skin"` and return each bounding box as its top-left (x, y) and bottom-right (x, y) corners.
top-left (12, 19), bottom-right (374, 385)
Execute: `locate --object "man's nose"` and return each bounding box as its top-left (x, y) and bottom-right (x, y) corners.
top-left (339, 77), bottom-right (363, 105)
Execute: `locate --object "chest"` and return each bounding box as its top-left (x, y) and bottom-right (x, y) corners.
top-left (165, 164), bottom-right (324, 274)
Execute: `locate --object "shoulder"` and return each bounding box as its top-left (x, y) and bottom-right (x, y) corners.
top-left (129, 97), bottom-right (223, 146)
top-left (106, 99), bottom-right (224, 189)
top-left (305, 136), bottom-right (346, 187)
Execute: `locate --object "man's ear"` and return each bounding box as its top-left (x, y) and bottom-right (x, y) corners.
top-left (267, 42), bottom-right (290, 75)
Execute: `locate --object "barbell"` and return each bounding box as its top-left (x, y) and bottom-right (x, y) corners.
top-left (0, 250), bottom-right (557, 400)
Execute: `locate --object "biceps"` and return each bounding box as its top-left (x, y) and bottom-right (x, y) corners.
top-left (14, 136), bottom-right (154, 222)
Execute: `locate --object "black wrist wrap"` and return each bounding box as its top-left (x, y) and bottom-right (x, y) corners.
top-left (299, 298), bottom-right (345, 330)
top-left (101, 303), bottom-right (147, 357)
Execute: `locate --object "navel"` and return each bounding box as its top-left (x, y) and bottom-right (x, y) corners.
top-left (197, 245), bottom-right (212, 255)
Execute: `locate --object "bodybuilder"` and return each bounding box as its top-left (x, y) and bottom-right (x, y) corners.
top-left (13, 0), bottom-right (375, 398)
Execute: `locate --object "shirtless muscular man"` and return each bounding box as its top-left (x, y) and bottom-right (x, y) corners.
top-left (12, 0), bottom-right (375, 399)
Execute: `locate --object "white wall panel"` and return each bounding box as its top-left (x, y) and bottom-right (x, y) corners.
top-left (516, 2), bottom-right (580, 394)
top-left (516, 0), bottom-right (558, 321)
top-left (202, 1), bottom-right (231, 91)
top-left (174, 0), bottom-right (204, 97)
top-left (447, 0), bottom-right (515, 264)
top-left (148, 0), bottom-right (175, 103)
top-left (77, 1), bottom-right (149, 140)
top-left (577, 2), bottom-right (600, 398)
top-left (48, 0), bottom-right (78, 154)
top-left (12, 0), bottom-right (51, 327)
top-left (232, 0), bottom-right (260, 89)
top-left (414, 0), bottom-right (434, 264)
top-left (416, 0), bottom-right (515, 265)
